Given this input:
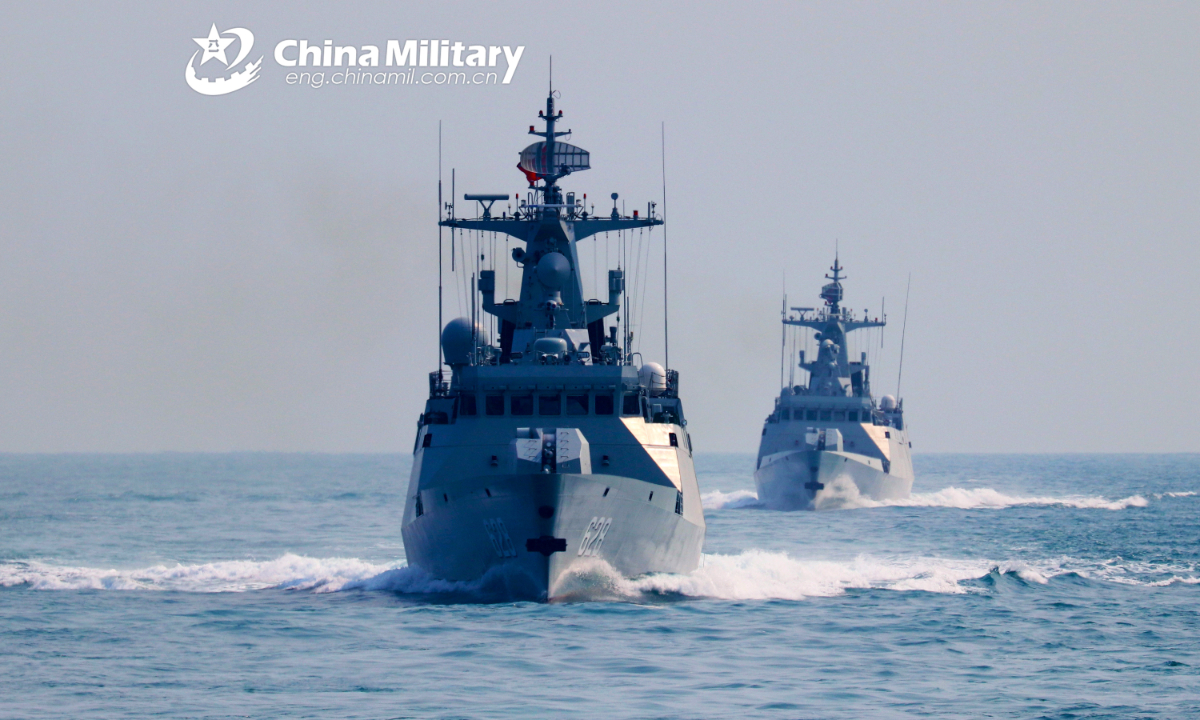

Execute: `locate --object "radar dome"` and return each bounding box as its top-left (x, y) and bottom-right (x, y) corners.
top-left (639, 362), bottom-right (668, 397)
top-left (533, 337), bottom-right (569, 358)
top-left (880, 395), bottom-right (897, 411)
top-left (441, 317), bottom-right (485, 365)
top-left (536, 252), bottom-right (570, 289)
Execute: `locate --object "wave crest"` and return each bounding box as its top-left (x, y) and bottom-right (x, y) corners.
top-left (4, 552), bottom-right (1193, 600)
top-left (701, 489), bottom-right (761, 510)
top-left (712, 486), bottom-right (1151, 511)
top-left (884, 487), bottom-right (1148, 511)
top-left (0, 553), bottom-right (392, 593)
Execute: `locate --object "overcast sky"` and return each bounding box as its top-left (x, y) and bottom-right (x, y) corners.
top-left (2, 2), bottom-right (1197, 453)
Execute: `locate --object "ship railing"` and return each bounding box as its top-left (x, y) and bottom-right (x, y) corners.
top-left (665, 369), bottom-right (680, 398)
top-left (446, 202), bottom-right (663, 223)
top-left (428, 370), bottom-right (449, 398)
top-left (787, 307), bottom-right (881, 324)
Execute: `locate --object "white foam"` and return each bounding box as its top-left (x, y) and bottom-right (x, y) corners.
top-left (0, 553), bottom-right (395, 593)
top-left (0, 554), bottom-right (570, 599)
top-left (626, 550), bottom-right (991, 599)
top-left (881, 487), bottom-right (1149, 511)
top-left (622, 552), bottom-right (1200, 599)
top-left (586, 552), bottom-right (1065, 600)
top-left (1147, 576), bottom-right (1200, 587)
top-left (701, 489), bottom-right (761, 510)
top-left (1154, 491), bottom-right (1197, 499)
top-left (729, 485), bottom-right (1151, 511)
top-left (4, 551), bottom-right (1194, 599)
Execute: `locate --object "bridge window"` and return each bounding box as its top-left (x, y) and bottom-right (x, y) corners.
top-left (848, 410), bottom-right (858, 422)
top-left (833, 411), bottom-right (846, 421)
top-left (539, 394), bottom-right (561, 415)
top-left (460, 394), bottom-right (477, 416)
top-left (622, 393), bottom-right (641, 416)
top-left (780, 409), bottom-right (790, 421)
top-left (485, 394), bottom-right (504, 416)
top-left (595, 393), bottom-right (615, 415)
top-left (511, 394), bottom-right (533, 416)
top-left (566, 394), bottom-right (588, 415)
top-left (806, 410), bottom-right (818, 421)
top-left (819, 410), bottom-right (832, 421)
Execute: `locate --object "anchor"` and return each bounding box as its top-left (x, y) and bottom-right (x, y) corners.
top-left (525, 535), bottom-right (567, 556)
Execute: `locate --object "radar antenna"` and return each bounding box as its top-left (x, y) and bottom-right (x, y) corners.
top-left (821, 249), bottom-right (845, 311)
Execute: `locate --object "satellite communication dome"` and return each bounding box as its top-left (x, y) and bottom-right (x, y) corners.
top-left (441, 317), bottom-right (485, 365)
top-left (639, 362), bottom-right (668, 397)
top-left (880, 395), bottom-right (897, 411)
top-left (536, 252), bottom-right (570, 289)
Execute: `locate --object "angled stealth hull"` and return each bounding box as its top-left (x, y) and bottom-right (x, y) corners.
top-left (755, 443), bottom-right (913, 511)
top-left (401, 386), bottom-right (705, 601)
top-left (402, 470), bottom-right (704, 599)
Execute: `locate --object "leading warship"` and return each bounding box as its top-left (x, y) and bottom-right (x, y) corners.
top-left (754, 256), bottom-right (914, 510)
top-left (401, 89), bottom-right (705, 600)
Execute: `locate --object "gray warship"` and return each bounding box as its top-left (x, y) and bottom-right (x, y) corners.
top-left (755, 256), bottom-right (914, 510)
top-left (401, 89), bottom-right (705, 600)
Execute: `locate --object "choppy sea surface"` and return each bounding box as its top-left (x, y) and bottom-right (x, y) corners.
top-left (1, 453), bottom-right (1197, 719)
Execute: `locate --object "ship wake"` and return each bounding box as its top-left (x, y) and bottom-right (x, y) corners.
top-left (707, 485), bottom-right (1157, 511)
top-left (5, 550), bottom-right (1195, 600)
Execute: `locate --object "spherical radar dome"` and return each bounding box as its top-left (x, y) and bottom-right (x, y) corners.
top-left (639, 362), bottom-right (668, 397)
top-left (441, 317), bottom-right (485, 365)
top-left (536, 252), bottom-right (570, 290)
top-left (880, 395), bottom-right (897, 411)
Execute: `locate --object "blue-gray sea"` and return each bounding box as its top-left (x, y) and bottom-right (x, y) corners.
top-left (1, 453), bottom-right (1197, 719)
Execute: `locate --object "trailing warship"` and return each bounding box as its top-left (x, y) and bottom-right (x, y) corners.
top-left (401, 89), bottom-right (705, 600)
top-left (754, 256), bottom-right (914, 510)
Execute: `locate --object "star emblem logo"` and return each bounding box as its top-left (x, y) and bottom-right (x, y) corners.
top-left (193, 24), bottom-right (236, 66)
top-left (184, 24), bottom-right (263, 96)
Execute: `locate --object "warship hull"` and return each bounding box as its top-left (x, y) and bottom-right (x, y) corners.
top-left (402, 471), bottom-right (704, 600)
top-left (754, 448), bottom-right (913, 511)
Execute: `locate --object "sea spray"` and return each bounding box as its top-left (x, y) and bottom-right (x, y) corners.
top-left (7, 551), bottom-right (1194, 598)
top-left (705, 486), bottom-right (1151, 511)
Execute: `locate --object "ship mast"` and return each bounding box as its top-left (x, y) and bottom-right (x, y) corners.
top-left (783, 254), bottom-right (887, 397)
top-left (439, 88), bottom-right (663, 366)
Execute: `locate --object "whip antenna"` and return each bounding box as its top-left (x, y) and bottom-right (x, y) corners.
top-left (897, 273), bottom-right (911, 397)
top-left (780, 286), bottom-right (787, 388)
top-left (661, 121), bottom-right (669, 371)
top-left (438, 121), bottom-right (443, 368)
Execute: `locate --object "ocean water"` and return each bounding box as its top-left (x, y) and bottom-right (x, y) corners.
top-left (1, 453), bottom-right (1197, 719)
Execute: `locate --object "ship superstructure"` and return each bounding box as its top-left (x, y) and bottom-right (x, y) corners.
top-left (754, 256), bottom-right (914, 509)
top-left (401, 89), bottom-right (704, 599)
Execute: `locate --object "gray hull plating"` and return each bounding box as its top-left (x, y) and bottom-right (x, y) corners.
top-left (402, 470), bottom-right (704, 599)
top-left (755, 448), bottom-right (913, 511)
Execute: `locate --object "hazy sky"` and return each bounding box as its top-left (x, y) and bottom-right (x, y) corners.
top-left (2, 2), bottom-right (1197, 453)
